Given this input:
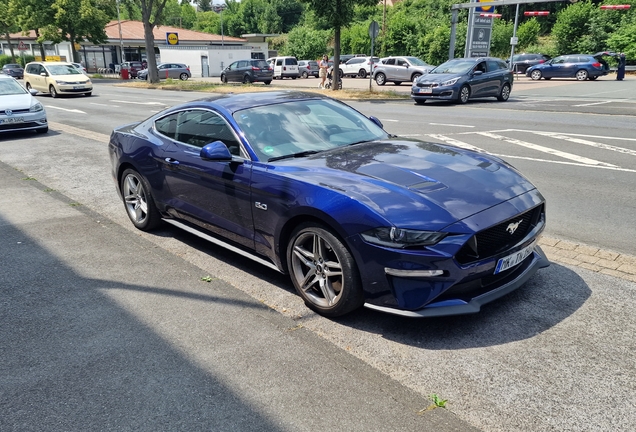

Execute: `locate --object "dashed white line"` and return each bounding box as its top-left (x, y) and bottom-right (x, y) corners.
top-left (90, 102), bottom-right (119, 107)
top-left (379, 119), bottom-right (399, 122)
top-left (572, 101), bottom-right (612, 107)
top-left (533, 132), bottom-right (636, 157)
top-left (110, 100), bottom-right (167, 105)
top-left (429, 123), bottom-right (475, 128)
top-left (44, 105), bottom-right (86, 114)
top-left (491, 154), bottom-right (636, 173)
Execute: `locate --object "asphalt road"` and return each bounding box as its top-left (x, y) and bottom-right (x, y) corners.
top-left (1, 81), bottom-right (635, 431)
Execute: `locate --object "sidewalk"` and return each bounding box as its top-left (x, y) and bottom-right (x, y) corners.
top-left (0, 160), bottom-right (478, 431)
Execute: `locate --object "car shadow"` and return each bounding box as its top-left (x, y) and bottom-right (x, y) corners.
top-left (333, 262), bottom-right (591, 349)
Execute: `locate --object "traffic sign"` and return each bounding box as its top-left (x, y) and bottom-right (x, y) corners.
top-left (600, 4), bottom-right (630, 9)
top-left (18, 41), bottom-right (27, 51)
top-left (368, 21), bottom-right (380, 39)
top-left (524, 11), bottom-right (550, 16)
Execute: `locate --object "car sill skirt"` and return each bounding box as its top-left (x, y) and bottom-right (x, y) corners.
top-left (363, 246), bottom-right (550, 318)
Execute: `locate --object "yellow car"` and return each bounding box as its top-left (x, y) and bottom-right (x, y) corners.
top-left (24, 61), bottom-right (93, 98)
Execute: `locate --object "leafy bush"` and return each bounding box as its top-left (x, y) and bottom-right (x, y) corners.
top-left (0, 54), bottom-right (15, 68)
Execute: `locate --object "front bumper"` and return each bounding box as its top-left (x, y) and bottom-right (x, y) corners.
top-left (56, 83), bottom-right (93, 94)
top-left (0, 112), bottom-right (47, 133)
top-left (411, 84), bottom-right (458, 101)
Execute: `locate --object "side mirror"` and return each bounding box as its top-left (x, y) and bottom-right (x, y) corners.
top-left (40, 72), bottom-right (47, 77)
top-left (29, 89), bottom-right (38, 96)
top-left (200, 141), bottom-right (233, 161)
top-left (369, 116), bottom-right (384, 129)
top-left (473, 70), bottom-right (483, 76)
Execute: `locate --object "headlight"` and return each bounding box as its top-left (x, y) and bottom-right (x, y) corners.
top-left (84, 80), bottom-right (91, 85)
top-left (55, 80), bottom-right (69, 85)
top-left (29, 102), bottom-right (43, 112)
top-left (440, 77), bottom-right (460, 87)
top-left (361, 227), bottom-right (447, 248)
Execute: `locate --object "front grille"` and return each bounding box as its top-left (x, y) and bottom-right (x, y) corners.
top-left (455, 204), bottom-right (544, 265)
top-left (0, 122), bottom-right (40, 131)
top-left (4, 109), bottom-right (30, 114)
top-left (416, 82), bottom-right (439, 88)
top-left (60, 88), bottom-right (91, 93)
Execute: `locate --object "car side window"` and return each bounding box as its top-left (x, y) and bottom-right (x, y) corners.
top-left (175, 110), bottom-right (243, 156)
top-left (276, 59), bottom-right (283, 66)
top-left (486, 60), bottom-right (500, 72)
top-left (285, 58), bottom-right (297, 65)
top-left (396, 59), bottom-right (407, 67)
top-left (385, 59), bottom-right (395, 65)
top-left (238, 61), bottom-right (247, 68)
top-left (552, 57), bottom-right (565, 64)
top-left (155, 112), bottom-right (179, 139)
top-left (474, 62), bottom-right (486, 73)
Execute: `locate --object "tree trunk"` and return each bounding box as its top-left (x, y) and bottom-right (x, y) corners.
top-left (3, 32), bottom-right (16, 62)
top-left (142, 20), bottom-right (159, 83)
top-left (35, 29), bottom-right (46, 61)
top-left (69, 33), bottom-right (78, 63)
top-left (332, 26), bottom-right (340, 91)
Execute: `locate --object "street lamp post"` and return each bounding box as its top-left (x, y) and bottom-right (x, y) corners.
top-left (212, 3), bottom-right (227, 47)
top-left (116, 0), bottom-right (125, 64)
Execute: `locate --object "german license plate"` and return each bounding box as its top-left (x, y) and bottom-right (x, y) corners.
top-left (494, 242), bottom-right (535, 274)
top-left (73, 86), bottom-right (84, 90)
top-left (0, 117), bottom-right (24, 124)
top-left (417, 87), bottom-right (432, 94)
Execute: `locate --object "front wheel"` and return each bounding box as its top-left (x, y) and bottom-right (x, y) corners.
top-left (576, 69), bottom-right (588, 81)
top-left (375, 73), bottom-right (386, 86)
top-left (120, 169), bottom-right (161, 231)
top-left (49, 85), bottom-right (58, 98)
top-left (530, 70), bottom-right (542, 81)
top-left (411, 73), bottom-right (422, 82)
top-left (457, 85), bottom-right (470, 104)
top-left (179, 73), bottom-right (189, 81)
top-left (84, 92), bottom-right (92, 97)
top-left (220, 74), bottom-right (227, 83)
top-left (287, 223), bottom-right (364, 317)
top-left (589, 76), bottom-right (598, 81)
top-left (497, 83), bottom-right (511, 102)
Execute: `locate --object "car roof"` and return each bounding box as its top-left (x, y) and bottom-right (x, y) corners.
top-left (181, 91), bottom-right (327, 114)
top-left (3, 64), bottom-right (22, 67)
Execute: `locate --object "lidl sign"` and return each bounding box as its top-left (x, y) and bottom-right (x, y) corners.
top-left (166, 32), bottom-right (179, 45)
top-left (476, 0), bottom-right (494, 13)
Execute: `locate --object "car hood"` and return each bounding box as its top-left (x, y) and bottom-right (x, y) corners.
top-left (274, 139), bottom-right (536, 230)
top-left (50, 73), bottom-right (90, 82)
top-left (415, 73), bottom-right (463, 84)
top-left (0, 93), bottom-right (35, 110)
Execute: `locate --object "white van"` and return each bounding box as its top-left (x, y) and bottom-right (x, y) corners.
top-left (267, 56), bottom-right (299, 79)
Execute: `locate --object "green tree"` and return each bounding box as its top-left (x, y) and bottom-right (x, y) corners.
top-left (517, 17), bottom-right (541, 51)
top-left (284, 25), bottom-right (330, 59)
top-left (0, 0), bottom-right (19, 62)
top-left (193, 10), bottom-right (220, 33)
top-left (9, 0), bottom-right (56, 60)
top-left (552, 1), bottom-right (595, 54)
top-left (301, 0), bottom-right (378, 90)
top-left (180, 1), bottom-right (197, 29)
top-left (134, 0), bottom-right (171, 82)
top-left (196, 0), bottom-right (211, 12)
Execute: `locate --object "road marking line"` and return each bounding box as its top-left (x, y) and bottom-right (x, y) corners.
top-left (427, 134), bottom-right (486, 152)
top-left (477, 132), bottom-right (618, 167)
top-left (533, 132), bottom-right (636, 157)
top-left (110, 100), bottom-right (166, 105)
top-left (489, 128), bottom-right (636, 142)
top-left (580, 89), bottom-right (627, 97)
top-left (397, 134), bottom-right (422, 137)
top-left (90, 102), bottom-right (119, 107)
top-left (379, 118), bottom-right (399, 122)
top-left (49, 121), bottom-right (110, 143)
top-left (44, 105), bottom-right (86, 114)
top-left (572, 101), bottom-right (612, 107)
top-left (492, 154), bottom-right (636, 173)
top-left (429, 123), bottom-right (475, 128)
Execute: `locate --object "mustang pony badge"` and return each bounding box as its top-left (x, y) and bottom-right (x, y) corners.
top-left (506, 220), bottom-right (522, 235)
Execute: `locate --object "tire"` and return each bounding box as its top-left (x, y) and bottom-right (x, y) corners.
top-left (221, 74), bottom-right (227, 84)
top-left (26, 83), bottom-right (33, 92)
top-left (179, 73), bottom-right (189, 81)
top-left (242, 74), bottom-right (252, 84)
top-left (375, 72), bottom-right (386, 86)
top-left (358, 69), bottom-right (367, 79)
top-left (497, 83), bottom-right (511, 102)
top-left (394, 81), bottom-right (402, 86)
top-left (291, 76), bottom-right (297, 80)
top-left (264, 81), bottom-right (271, 85)
top-left (576, 69), bottom-right (588, 81)
top-left (287, 223), bottom-right (364, 317)
top-left (457, 85), bottom-right (470, 104)
top-left (414, 99), bottom-right (426, 105)
top-left (530, 70), bottom-right (542, 81)
top-left (49, 85), bottom-right (58, 98)
top-left (411, 73), bottom-right (422, 82)
top-left (120, 168), bottom-right (161, 231)
top-left (84, 92), bottom-right (92, 97)
top-left (301, 71), bottom-right (309, 79)
top-left (589, 76), bottom-right (598, 81)
top-left (544, 77), bottom-right (551, 80)
top-left (35, 127), bottom-right (48, 134)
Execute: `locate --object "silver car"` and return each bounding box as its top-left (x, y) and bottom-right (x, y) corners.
top-left (138, 63), bottom-right (191, 80)
top-left (0, 75), bottom-right (47, 134)
top-left (373, 56), bottom-right (435, 86)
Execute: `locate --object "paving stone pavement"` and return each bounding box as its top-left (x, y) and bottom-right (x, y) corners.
top-left (540, 236), bottom-right (636, 283)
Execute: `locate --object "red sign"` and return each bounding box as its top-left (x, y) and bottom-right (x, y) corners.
top-left (480, 13), bottom-right (501, 18)
top-left (17, 41), bottom-right (27, 51)
top-left (524, 11), bottom-right (550, 16)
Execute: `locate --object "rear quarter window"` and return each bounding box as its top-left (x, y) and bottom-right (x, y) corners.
top-left (285, 58), bottom-right (297, 65)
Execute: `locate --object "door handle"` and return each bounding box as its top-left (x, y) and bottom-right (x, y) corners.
top-left (164, 157), bottom-right (180, 165)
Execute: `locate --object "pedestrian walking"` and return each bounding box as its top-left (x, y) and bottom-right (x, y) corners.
top-left (616, 53), bottom-right (626, 81)
top-left (319, 55), bottom-right (329, 89)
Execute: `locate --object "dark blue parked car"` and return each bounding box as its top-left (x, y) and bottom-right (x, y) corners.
top-left (525, 52), bottom-right (611, 81)
top-left (411, 57), bottom-right (513, 104)
top-left (109, 91), bottom-right (548, 318)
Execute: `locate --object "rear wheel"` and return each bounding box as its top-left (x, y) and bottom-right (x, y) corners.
top-left (26, 83), bottom-right (33, 92)
top-left (287, 223), bottom-right (364, 317)
top-left (497, 83), bottom-right (511, 102)
top-left (576, 69), bottom-right (588, 81)
top-left (301, 71), bottom-right (308, 79)
top-left (358, 69), bottom-right (367, 79)
top-left (179, 73), bottom-right (189, 81)
top-left (530, 70), bottom-right (542, 81)
top-left (120, 169), bottom-right (161, 231)
top-left (264, 80), bottom-right (271, 85)
top-left (49, 85), bottom-right (58, 98)
top-left (458, 85), bottom-right (470, 104)
top-left (375, 73), bottom-right (386, 86)
top-left (242, 74), bottom-right (252, 84)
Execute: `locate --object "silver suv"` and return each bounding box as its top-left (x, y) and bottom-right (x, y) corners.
top-left (373, 56), bottom-right (435, 86)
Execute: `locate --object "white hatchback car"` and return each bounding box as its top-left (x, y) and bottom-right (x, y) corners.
top-left (0, 75), bottom-right (48, 134)
top-left (24, 61), bottom-right (93, 98)
top-left (338, 56), bottom-right (379, 78)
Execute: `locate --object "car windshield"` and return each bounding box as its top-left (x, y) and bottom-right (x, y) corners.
top-left (0, 79), bottom-right (28, 95)
top-left (233, 99), bottom-right (388, 161)
top-left (430, 60), bottom-right (475, 74)
top-left (406, 57), bottom-right (428, 66)
top-left (47, 65), bottom-right (81, 75)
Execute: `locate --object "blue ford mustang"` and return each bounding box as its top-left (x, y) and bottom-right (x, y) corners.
top-left (108, 91), bottom-right (549, 318)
